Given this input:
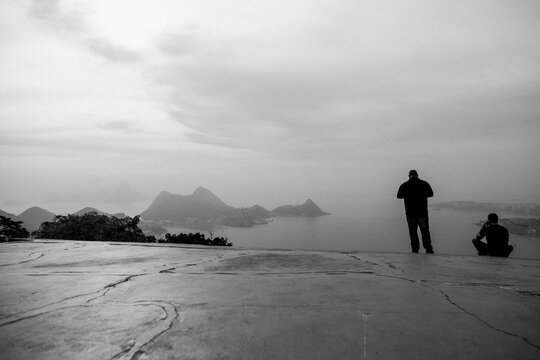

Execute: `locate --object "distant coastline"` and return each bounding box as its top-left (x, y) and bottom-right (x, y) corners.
top-left (0, 187), bottom-right (329, 237)
top-left (431, 201), bottom-right (540, 237)
top-left (431, 201), bottom-right (540, 217)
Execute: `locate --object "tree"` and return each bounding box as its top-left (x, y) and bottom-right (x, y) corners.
top-left (0, 215), bottom-right (30, 239)
top-left (33, 212), bottom-right (152, 242)
top-left (164, 232), bottom-right (232, 246)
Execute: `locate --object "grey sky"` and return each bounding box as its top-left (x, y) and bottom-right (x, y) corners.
top-left (1, 0), bottom-right (539, 213)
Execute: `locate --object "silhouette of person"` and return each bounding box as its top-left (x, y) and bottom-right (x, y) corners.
top-left (472, 213), bottom-right (514, 257)
top-left (397, 170), bottom-right (434, 254)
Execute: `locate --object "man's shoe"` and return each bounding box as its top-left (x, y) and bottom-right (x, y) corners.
top-left (412, 250), bottom-right (419, 253)
top-left (426, 250), bottom-right (435, 254)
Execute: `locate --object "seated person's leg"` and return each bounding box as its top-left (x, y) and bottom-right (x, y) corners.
top-left (502, 245), bottom-right (514, 257)
top-left (472, 238), bottom-right (488, 256)
top-left (490, 245), bottom-right (514, 257)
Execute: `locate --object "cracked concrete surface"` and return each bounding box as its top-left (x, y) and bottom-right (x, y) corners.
top-left (0, 240), bottom-right (539, 359)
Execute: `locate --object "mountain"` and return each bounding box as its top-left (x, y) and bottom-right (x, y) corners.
top-left (141, 187), bottom-right (329, 228)
top-left (73, 207), bottom-right (108, 216)
top-left (141, 187), bottom-right (236, 223)
top-left (17, 206), bottom-right (56, 232)
top-left (0, 209), bottom-right (18, 220)
top-left (218, 205), bottom-right (274, 227)
top-left (71, 208), bottom-right (128, 219)
top-left (105, 182), bottom-right (148, 203)
top-left (242, 205), bottom-right (273, 219)
top-left (191, 186), bottom-right (230, 206)
top-left (272, 199), bottom-right (329, 217)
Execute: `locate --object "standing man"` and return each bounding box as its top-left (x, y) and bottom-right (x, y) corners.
top-left (397, 170), bottom-right (434, 254)
top-left (472, 213), bottom-right (513, 257)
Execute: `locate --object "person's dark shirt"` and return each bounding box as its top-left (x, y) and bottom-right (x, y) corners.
top-left (397, 177), bottom-right (434, 216)
top-left (476, 222), bottom-right (509, 254)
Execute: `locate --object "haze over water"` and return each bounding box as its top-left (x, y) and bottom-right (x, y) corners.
top-left (3, 191), bottom-right (538, 259)
top-left (166, 200), bottom-right (540, 260)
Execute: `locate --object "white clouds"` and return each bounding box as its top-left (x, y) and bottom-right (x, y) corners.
top-left (1, 0), bottom-right (539, 204)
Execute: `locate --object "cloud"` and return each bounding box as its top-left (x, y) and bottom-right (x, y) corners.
top-left (86, 38), bottom-right (141, 62)
top-left (2, 0), bottom-right (539, 204)
top-left (146, 0), bottom-right (540, 164)
top-left (28, 0), bottom-right (141, 63)
top-left (29, 0), bottom-right (88, 34)
top-left (157, 32), bottom-right (199, 57)
top-left (97, 120), bottom-right (144, 134)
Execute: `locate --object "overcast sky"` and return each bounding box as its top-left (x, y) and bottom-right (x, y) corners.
top-left (1, 0), bottom-right (539, 213)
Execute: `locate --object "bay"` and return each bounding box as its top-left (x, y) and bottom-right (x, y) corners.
top-left (166, 202), bottom-right (540, 259)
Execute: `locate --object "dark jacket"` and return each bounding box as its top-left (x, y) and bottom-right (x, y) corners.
top-left (475, 222), bottom-right (509, 255)
top-left (397, 177), bottom-right (434, 216)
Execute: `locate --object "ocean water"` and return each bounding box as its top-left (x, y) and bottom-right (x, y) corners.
top-left (166, 201), bottom-right (540, 259)
top-left (6, 199), bottom-right (538, 259)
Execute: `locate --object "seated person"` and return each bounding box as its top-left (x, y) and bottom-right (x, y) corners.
top-left (472, 213), bottom-right (513, 257)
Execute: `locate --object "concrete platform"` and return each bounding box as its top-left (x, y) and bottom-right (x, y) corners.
top-left (1, 240), bottom-right (539, 360)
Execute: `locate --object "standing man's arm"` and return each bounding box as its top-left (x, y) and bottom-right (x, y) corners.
top-left (475, 222), bottom-right (489, 240)
top-left (397, 184), bottom-right (405, 199)
top-left (425, 182), bottom-right (434, 198)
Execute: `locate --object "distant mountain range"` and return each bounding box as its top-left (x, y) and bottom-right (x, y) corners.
top-left (0, 209), bottom-right (18, 220)
top-left (1, 186), bottom-right (329, 232)
top-left (0, 207), bottom-right (56, 232)
top-left (272, 199), bottom-right (329, 217)
top-left (431, 201), bottom-right (540, 216)
top-left (0, 207), bottom-right (129, 232)
top-left (142, 187), bottom-right (235, 223)
top-left (141, 187), bottom-right (329, 228)
top-left (73, 207), bottom-right (128, 219)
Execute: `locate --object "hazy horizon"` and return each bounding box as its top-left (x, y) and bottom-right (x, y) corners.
top-left (2, 1), bottom-right (540, 210)
top-left (2, 181), bottom-right (539, 219)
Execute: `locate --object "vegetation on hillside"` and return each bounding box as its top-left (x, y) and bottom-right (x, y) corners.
top-left (164, 232), bottom-right (231, 246)
top-left (34, 212), bottom-right (151, 242)
top-left (33, 212), bottom-right (232, 246)
top-left (0, 215), bottom-right (30, 239)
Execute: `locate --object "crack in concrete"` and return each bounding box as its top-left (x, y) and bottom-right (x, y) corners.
top-left (0, 253), bottom-right (44, 267)
top-left (108, 301), bottom-right (179, 360)
top-left (371, 272), bottom-right (540, 352)
top-left (350, 255), bottom-right (381, 268)
top-left (432, 285), bottom-right (540, 351)
top-left (0, 267), bottom-right (184, 360)
top-left (0, 274), bottom-right (147, 326)
top-left (86, 274), bottom-right (147, 304)
top-left (166, 270), bottom-right (375, 277)
top-left (517, 290), bottom-right (540, 297)
top-left (0, 304), bottom-right (94, 326)
top-left (361, 312), bottom-right (372, 360)
top-left (348, 250), bottom-right (540, 353)
top-left (253, 270), bottom-right (375, 276)
top-left (156, 256), bottom-right (222, 274)
top-left (23, 272), bottom-right (135, 276)
top-left (350, 255), bottom-right (400, 272)
top-left (1, 298), bottom-right (180, 360)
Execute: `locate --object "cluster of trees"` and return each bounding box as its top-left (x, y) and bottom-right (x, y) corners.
top-left (34, 212), bottom-right (152, 243)
top-left (0, 215), bottom-right (30, 240)
top-left (31, 212), bottom-right (232, 246)
top-left (164, 232), bottom-right (232, 246)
